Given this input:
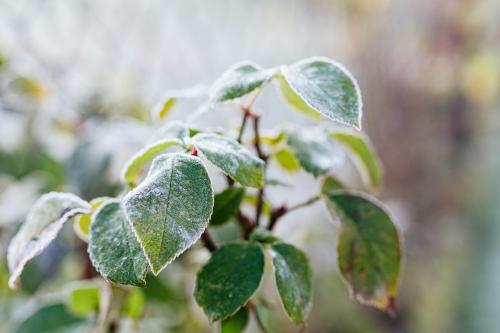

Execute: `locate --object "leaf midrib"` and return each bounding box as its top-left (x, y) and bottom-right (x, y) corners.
top-left (158, 156), bottom-right (176, 267)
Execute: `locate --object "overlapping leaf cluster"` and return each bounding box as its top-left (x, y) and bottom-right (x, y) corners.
top-left (7, 57), bottom-right (402, 332)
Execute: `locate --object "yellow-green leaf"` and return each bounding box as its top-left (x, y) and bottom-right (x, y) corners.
top-left (274, 148), bottom-right (301, 173)
top-left (121, 138), bottom-right (183, 188)
top-left (331, 132), bottom-right (382, 191)
top-left (73, 197), bottom-right (111, 242)
top-left (68, 282), bottom-right (100, 316)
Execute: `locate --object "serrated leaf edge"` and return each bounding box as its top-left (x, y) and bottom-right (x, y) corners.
top-left (87, 199), bottom-right (148, 287)
top-left (124, 153), bottom-right (214, 276)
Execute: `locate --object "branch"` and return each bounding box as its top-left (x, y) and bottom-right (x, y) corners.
top-left (268, 195), bottom-right (321, 230)
top-left (251, 114), bottom-right (268, 227)
top-left (237, 211), bottom-right (255, 239)
top-left (201, 230), bottom-right (218, 252)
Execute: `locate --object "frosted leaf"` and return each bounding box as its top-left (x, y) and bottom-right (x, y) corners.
top-left (192, 133), bottom-right (265, 188)
top-left (7, 192), bottom-right (90, 289)
top-left (280, 57), bottom-right (363, 129)
top-left (123, 153), bottom-right (213, 275)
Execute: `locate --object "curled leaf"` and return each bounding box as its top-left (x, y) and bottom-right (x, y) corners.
top-left (7, 192), bottom-right (89, 289)
top-left (120, 138), bottom-right (183, 188)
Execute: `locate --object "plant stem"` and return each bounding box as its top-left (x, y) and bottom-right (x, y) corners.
top-left (251, 114), bottom-right (268, 227)
top-left (252, 114), bottom-right (266, 161)
top-left (237, 107), bottom-right (250, 144)
top-left (268, 195), bottom-right (321, 230)
top-left (237, 211), bottom-right (255, 239)
top-left (287, 195), bottom-right (321, 212)
top-left (201, 230), bottom-right (218, 252)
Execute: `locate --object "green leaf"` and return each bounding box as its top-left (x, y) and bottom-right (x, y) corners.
top-left (320, 176), bottom-right (345, 195)
top-left (221, 307), bottom-right (249, 333)
top-left (193, 133), bottom-right (265, 188)
top-left (15, 303), bottom-right (89, 333)
top-left (254, 302), bottom-right (273, 333)
top-left (249, 227), bottom-right (280, 244)
top-left (210, 62), bottom-right (275, 103)
top-left (270, 242), bottom-right (313, 324)
top-left (7, 192), bottom-right (90, 289)
top-left (211, 187), bottom-right (245, 226)
top-left (124, 153), bottom-right (213, 275)
top-left (124, 289), bottom-right (146, 320)
top-left (68, 282), bottom-right (100, 316)
top-left (324, 192), bottom-right (401, 312)
top-left (274, 148), bottom-right (301, 173)
top-left (88, 201), bottom-right (148, 286)
top-left (287, 127), bottom-right (345, 177)
top-left (73, 197), bottom-right (111, 242)
top-left (265, 178), bottom-right (292, 188)
top-left (121, 138), bottom-right (183, 188)
top-left (331, 132), bottom-right (382, 191)
top-left (281, 57), bottom-right (363, 128)
top-left (195, 242), bottom-right (265, 322)
top-left (277, 74), bottom-right (321, 120)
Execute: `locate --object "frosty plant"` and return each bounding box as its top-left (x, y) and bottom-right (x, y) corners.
top-left (7, 57), bottom-right (402, 331)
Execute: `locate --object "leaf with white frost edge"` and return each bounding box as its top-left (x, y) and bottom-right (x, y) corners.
top-left (121, 138), bottom-right (183, 188)
top-left (123, 153), bottom-right (213, 275)
top-left (331, 131), bottom-right (382, 192)
top-left (287, 127), bottom-right (346, 177)
top-left (192, 132), bottom-right (265, 188)
top-left (324, 191), bottom-right (401, 313)
top-left (281, 57), bottom-right (363, 129)
top-left (209, 62), bottom-right (276, 103)
top-left (88, 201), bottom-right (148, 286)
top-left (270, 242), bottom-right (313, 324)
top-left (7, 192), bottom-right (90, 289)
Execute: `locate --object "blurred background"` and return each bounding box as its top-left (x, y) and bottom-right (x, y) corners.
top-left (0, 0), bottom-right (499, 332)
